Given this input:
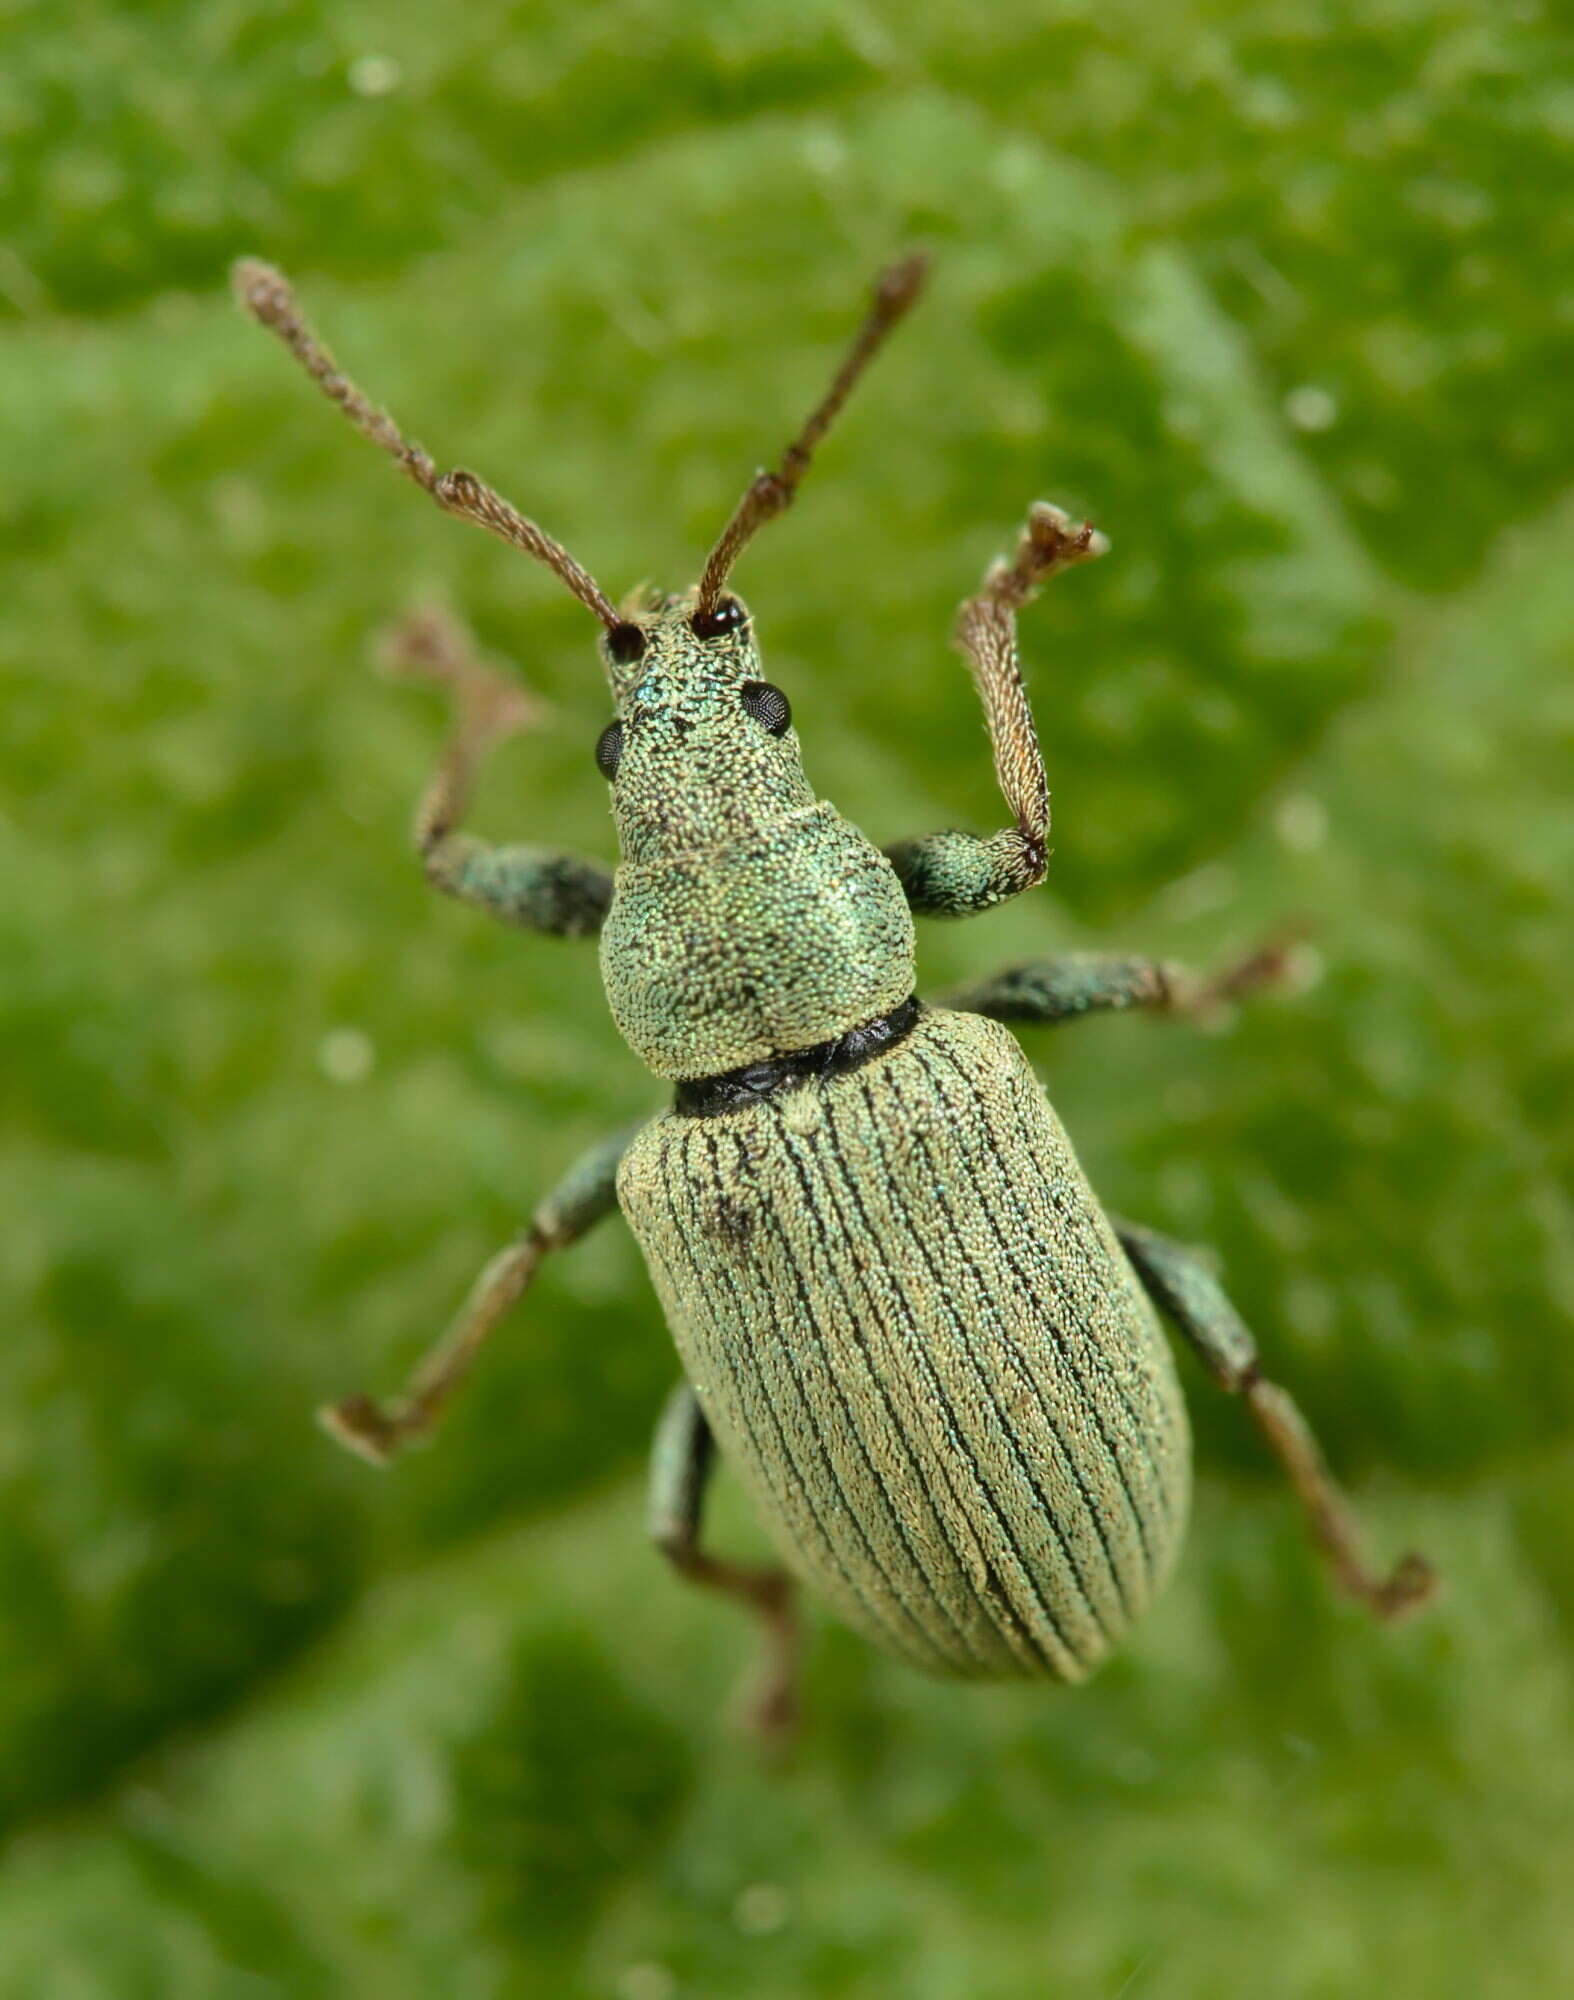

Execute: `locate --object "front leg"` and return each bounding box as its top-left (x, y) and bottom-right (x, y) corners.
top-left (886, 503), bottom-right (1106, 918)
top-left (947, 937), bottom-right (1297, 1028)
top-left (388, 606), bottom-right (613, 937)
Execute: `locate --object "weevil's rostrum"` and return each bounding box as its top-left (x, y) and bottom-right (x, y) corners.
top-left (235, 252), bottom-right (1435, 1731)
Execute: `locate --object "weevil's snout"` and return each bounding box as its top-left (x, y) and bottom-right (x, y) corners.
top-left (598, 587), bottom-right (753, 693)
top-left (594, 592), bottom-right (814, 863)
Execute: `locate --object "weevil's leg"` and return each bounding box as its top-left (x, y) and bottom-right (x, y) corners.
top-left (886, 502), bottom-right (1106, 919)
top-left (322, 1121), bottom-right (642, 1465)
top-left (649, 1382), bottom-right (801, 1746)
top-left (946, 937), bottom-right (1298, 1028)
top-left (1115, 1220), bottom-right (1437, 1621)
top-left (387, 606), bottom-right (613, 938)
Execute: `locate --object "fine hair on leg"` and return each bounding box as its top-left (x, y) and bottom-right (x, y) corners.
top-left (953, 501), bottom-right (1109, 885)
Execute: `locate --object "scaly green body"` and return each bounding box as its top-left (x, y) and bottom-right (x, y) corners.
top-left (238, 252), bottom-right (1434, 1730)
top-left (619, 1007), bottom-right (1189, 1681)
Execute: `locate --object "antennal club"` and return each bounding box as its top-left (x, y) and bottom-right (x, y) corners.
top-left (232, 259), bottom-right (620, 630)
top-left (695, 251), bottom-right (930, 615)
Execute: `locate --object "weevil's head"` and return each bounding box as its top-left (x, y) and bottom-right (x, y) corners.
top-left (592, 585), bottom-right (812, 862)
top-left (235, 249), bottom-right (929, 1079)
top-left (457, 254), bottom-right (931, 1077)
top-left (574, 258), bottom-right (931, 1077)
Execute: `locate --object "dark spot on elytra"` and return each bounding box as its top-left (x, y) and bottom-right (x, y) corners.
top-left (710, 1194), bottom-right (755, 1246)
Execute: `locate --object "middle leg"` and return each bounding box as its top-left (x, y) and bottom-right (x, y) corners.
top-left (946, 937), bottom-right (1298, 1029)
top-left (323, 1121), bottom-right (641, 1464)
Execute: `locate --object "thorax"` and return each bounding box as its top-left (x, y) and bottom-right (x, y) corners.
top-left (599, 800), bottom-right (916, 1080)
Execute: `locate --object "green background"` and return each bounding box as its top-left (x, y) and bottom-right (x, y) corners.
top-left (2, 3), bottom-right (1571, 1994)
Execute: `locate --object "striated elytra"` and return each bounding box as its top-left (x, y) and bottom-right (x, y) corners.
top-left (234, 251), bottom-right (1436, 1738)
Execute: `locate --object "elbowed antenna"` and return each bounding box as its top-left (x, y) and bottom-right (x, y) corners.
top-left (232, 259), bottom-right (620, 631)
top-left (695, 252), bottom-right (930, 616)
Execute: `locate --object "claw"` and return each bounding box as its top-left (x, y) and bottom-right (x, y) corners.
top-left (1370, 1550), bottom-right (1440, 1624)
top-left (1026, 499), bottom-right (1110, 567)
top-left (987, 502), bottom-right (1110, 612)
top-left (1171, 924), bottom-right (1311, 1020)
top-left (318, 1392), bottom-right (405, 1466)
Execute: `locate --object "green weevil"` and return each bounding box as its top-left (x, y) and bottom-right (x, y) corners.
top-left (234, 253), bottom-right (1436, 1734)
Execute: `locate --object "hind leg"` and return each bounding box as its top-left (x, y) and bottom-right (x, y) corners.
top-left (648, 1382), bottom-right (800, 1746)
top-left (1116, 1220), bottom-right (1436, 1621)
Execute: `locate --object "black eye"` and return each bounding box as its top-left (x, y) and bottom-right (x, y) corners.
top-left (606, 622), bottom-right (646, 665)
top-left (740, 680), bottom-right (791, 736)
top-left (594, 720), bottom-right (624, 779)
top-left (691, 597), bottom-right (747, 640)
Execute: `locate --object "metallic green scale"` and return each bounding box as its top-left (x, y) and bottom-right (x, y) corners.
top-left (619, 1005), bottom-right (1189, 1680)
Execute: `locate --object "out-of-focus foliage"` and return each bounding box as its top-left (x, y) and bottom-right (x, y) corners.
top-left (1, 4), bottom-right (1569, 1995)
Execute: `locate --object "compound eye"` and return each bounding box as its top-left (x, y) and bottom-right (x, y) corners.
top-left (606, 622), bottom-right (646, 666)
top-left (690, 597), bottom-right (747, 640)
top-left (740, 680), bottom-right (791, 737)
top-left (594, 719), bottom-right (624, 779)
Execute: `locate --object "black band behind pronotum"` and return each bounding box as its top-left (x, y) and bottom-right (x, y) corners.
top-left (674, 995), bottom-right (921, 1117)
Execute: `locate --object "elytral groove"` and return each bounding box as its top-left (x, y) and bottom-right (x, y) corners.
top-left (925, 1038), bottom-right (1158, 1596)
top-left (1001, 1070), bottom-right (1181, 1547)
top-left (696, 1122), bottom-right (948, 1669)
top-left (842, 1072), bottom-right (1086, 1674)
top-left (817, 1086), bottom-right (1064, 1676)
top-left (665, 1127), bottom-right (887, 1647)
top-left (907, 1044), bottom-right (1136, 1622)
top-left (877, 1057), bottom-right (1110, 1641)
top-left (774, 1111), bottom-right (994, 1670)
